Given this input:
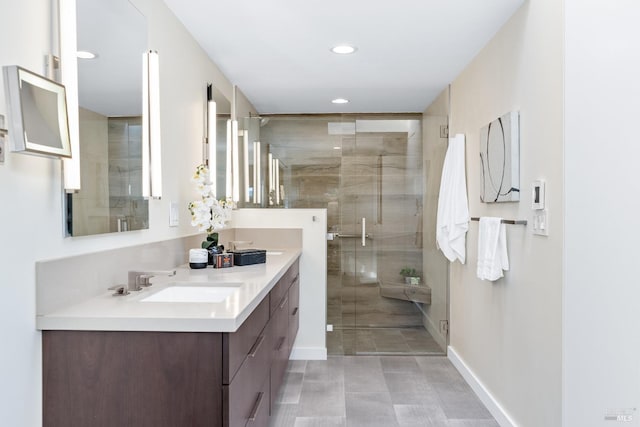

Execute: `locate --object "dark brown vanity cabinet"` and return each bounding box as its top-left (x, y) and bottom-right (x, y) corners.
top-left (43, 259), bottom-right (300, 427)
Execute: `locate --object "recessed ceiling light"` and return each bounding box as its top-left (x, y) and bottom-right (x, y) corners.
top-left (331, 45), bottom-right (357, 55)
top-left (333, 146), bottom-right (341, 150)
top-left (332, 98), bottom-right (349, 104)
top-left (77, 50), bottom-right (97, 59)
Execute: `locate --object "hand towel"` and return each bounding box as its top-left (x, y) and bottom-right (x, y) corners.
top-left (436, 134), bottom-right (470, 263)
top-left (477, 217), bottom-right (510, 281)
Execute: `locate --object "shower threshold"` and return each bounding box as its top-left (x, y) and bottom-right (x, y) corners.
top-left (328, 325), bottom-right (446, 356)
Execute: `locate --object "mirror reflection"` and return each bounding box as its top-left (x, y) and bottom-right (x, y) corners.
top-left (68, 0), bottom-right (147, 236)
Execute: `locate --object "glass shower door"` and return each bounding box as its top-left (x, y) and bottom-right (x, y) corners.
top-left (340, 116), bottom-right (439, 355)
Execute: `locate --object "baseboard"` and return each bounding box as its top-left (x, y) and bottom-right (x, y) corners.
top-left (290, 346), bottom-right (327, 360)
top-left (448, 346), bottom-right (518, 427)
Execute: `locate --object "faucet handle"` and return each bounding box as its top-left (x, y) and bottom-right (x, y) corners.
top-left (108, 284), bottom-right (129, 296)
top-left (127, 270), bottom-right (176, 291)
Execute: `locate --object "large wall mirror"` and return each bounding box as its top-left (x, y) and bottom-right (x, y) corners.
top-left (67, 0), bottom-right (148, 236)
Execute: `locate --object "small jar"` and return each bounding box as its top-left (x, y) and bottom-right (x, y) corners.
top-left (189, 249), bottom-right (208, 269)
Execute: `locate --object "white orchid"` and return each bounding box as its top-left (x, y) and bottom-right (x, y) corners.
top-left (188, 165), bottom-right (234, 239)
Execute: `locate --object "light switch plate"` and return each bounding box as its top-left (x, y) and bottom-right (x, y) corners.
top-left (533, 209), bottom-right (549, 236)
top-left (169, 201), bottom-right (179, 227)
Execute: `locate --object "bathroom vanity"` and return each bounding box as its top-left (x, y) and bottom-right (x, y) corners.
top-left (39, 251), bottom-right (300, 427)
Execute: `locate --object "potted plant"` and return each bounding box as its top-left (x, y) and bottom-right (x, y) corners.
top-left (400, 267), bottom-right (420, 286)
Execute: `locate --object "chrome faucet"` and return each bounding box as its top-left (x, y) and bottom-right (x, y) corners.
top-left (127, 269), bottom-right (176, 291)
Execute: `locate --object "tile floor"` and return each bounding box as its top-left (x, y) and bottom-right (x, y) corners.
top-left (270, 356), bottom-right (498, 427)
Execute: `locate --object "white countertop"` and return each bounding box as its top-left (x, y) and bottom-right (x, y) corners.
top-left (36, 249), bottom-right (301, 333)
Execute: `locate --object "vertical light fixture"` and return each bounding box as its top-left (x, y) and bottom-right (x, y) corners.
top-left (59, 0), bottom-right (81, 191)
top-left (268, 152), bottom-right (273, 205)
top-left (206, 84), bottom-right (217, 197)
top-left (225, 119), bottom-right (232, 199)
top-left (230, 85), bottom-right (240, 203)
top-left (142, 50), bottom-right (162, 199)
top-left (255, 141), bottom-right (262, 204)
top-left (243, 129), bottom-right (249, 203)
top-left (231, 120), bottom-right (239, 202)
top-left (252, 141), bottom-right (258, 204)
top-left (274, 158), bottom-right (280, 205)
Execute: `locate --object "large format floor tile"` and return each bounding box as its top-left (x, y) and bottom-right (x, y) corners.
top-left (270, 356), bottom-right (498, 427)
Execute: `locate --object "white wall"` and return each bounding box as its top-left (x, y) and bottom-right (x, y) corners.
top-left (232, 209), bottom-right (328, 360)
top-left (448, 1), bottom-right (563, 426)
top-left (0, 1), bottom-right (253, 425)
top-left (564, 2), bottom-right (640, 426)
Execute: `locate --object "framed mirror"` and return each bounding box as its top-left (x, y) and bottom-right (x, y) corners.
top-left (67, 0), bottom-right (148, 236)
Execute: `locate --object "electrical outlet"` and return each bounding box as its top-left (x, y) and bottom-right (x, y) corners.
top-left (326, 324), bottom-right (333, 332)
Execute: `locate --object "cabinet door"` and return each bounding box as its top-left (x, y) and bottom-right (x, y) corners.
top-left (224, 323), bottom-right (271, 427)
top-left (43, 331), bottom-right (223, 427)
top-left (244, 374), bottom-right (270, 427)
top-left (288, 276), bottom-right (300, 355)
top-left (223, 297), bottom-right (270, 384)
top-left (269, 292), bottom-right (289, 411)
top-left (270, 260), bottom-right (299, 315)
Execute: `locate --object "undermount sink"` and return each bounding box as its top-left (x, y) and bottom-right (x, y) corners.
top-left (141, 282), bottom-right (242, 303)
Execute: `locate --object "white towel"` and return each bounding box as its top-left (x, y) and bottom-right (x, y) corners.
top-left (436, 134), bottom-right (470, 264)
top-left (477, 217), bottom-right (510, 281)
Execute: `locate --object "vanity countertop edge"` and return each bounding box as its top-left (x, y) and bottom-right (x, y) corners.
top-left (36, 249), bottom-right (301, 333)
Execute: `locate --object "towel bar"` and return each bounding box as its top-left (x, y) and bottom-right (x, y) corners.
top-left (470, 217), bottom-right (527, 225)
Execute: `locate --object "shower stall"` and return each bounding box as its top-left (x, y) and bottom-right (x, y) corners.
top-left (260, 113), bottom-right (448, 355)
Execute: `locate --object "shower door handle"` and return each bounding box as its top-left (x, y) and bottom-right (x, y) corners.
top-left (361, 218), bottom-right (366, 247)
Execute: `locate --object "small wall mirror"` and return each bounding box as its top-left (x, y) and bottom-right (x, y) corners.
top-left (67, 0), bottom-right (148, 236)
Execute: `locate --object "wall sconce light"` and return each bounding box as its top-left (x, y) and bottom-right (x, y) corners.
top-left (226, 119), bottom-right (232, 199)
top-left (243, 128), bottom-right (250, 203)
top-left (253, 141), bottom-right (261, 204)
top-left (206, 84), bottom-right (216, 196)
top-left (225, 85), bottom-right (241, 203)
top-left (274, 158), bottom-right (280, 206)
top-left (268, 152), bottom-right (273, 205)
top-left (231, 119), bottom-right (240, 203)
top-left (59, 0), bottom-right (81, 192)
top-left (142, 50), bottom-right (162, 199)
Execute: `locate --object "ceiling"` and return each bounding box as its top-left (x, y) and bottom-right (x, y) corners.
top-left (164, 0), bottom-right (525, 114)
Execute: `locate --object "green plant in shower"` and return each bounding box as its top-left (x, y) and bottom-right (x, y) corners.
top-left (400, 267), bottom-right (420, 286)
top-left (399, 267), bottom-right (418, 277)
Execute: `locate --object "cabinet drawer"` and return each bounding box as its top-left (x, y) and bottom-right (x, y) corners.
top-left (269, 260), bottom-right (299, 315)
top-left (224, 323), bottom-right (271, 427)
top-left (223, 297), bottom-right (270, 384)
top-left (288, 277), bottom-right (300, 354)
top-left (244, 373), bottom-right (270, 427)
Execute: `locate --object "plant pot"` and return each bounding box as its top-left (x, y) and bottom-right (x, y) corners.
top-left (405, 276), bottom-right (420, 286)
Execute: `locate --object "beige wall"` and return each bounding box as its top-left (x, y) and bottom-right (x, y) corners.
top-left (448, 1), bottom-right (563, 426)
top-left (0, 0), bottom-right (255, 425)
